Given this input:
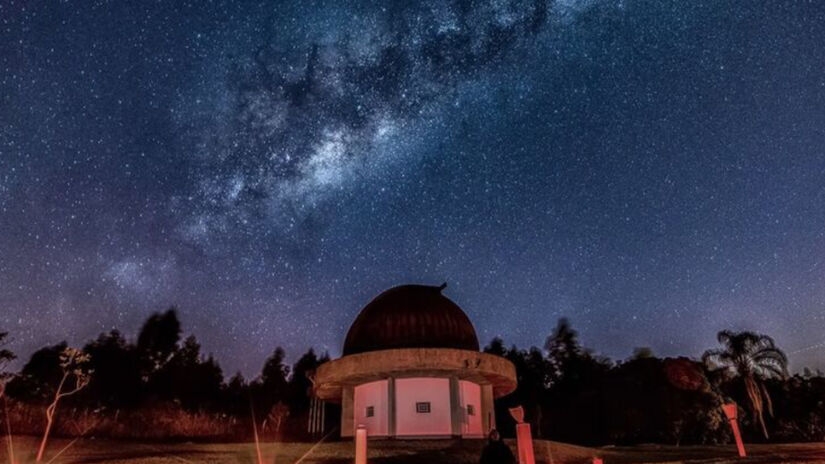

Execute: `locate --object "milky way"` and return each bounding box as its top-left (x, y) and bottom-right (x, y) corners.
top-left (1, 0), bottom-right (824, 376)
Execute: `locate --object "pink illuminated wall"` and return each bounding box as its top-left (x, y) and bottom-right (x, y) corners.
top-left (353, 379), bottom-right (389, 436)
top-left (395, 377), bottom-right (452, 436)
top-left (459, 380), bottom-right (482, 436)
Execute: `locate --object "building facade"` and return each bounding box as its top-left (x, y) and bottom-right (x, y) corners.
top-left (314, 284), bottom-right (517, 438)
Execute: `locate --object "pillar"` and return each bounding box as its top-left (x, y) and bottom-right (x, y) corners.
top-left (341, 385), bottom-right (355, 437)
top-left (388, 376), bottom-right (396, 437)
top-left (480, 383), bottom-right (495, 434)
top-left (449, 376), bottom-right (462, 437)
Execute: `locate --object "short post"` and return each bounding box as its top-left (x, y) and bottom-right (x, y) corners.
top-left (593, 458), bottom-right (604, 464)
top-left (509, 406), bottom-right (535, 464)
top-left (355, 425), bottom-right (368, 464)
top-left (722, 403), bottom-right (746, 457)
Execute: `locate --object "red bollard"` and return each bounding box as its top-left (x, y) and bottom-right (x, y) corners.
top-left (508, 407), bottom-right (535, 464)
top-left (515, 423), bottom-right (536, 464)
top-left (593, 458), bottom-right (604, 464)
top-left (355, 425), bottom-right (367, 464)
top-left (722, 403), bottom-right (746, 457)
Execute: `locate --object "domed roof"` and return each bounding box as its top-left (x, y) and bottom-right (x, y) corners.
top-left (343, 284), bottom-right (480, 356)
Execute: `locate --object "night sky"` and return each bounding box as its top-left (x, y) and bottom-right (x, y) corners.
top-left (2, 1), bottom-right (824, 376)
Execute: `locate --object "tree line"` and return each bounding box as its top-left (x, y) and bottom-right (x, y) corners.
top-left (0, 308), bottom-right (331, 444)
top-left (486, 319), bottom-right (825, 445)
top-left (1, 311), bottom-right (824, 446)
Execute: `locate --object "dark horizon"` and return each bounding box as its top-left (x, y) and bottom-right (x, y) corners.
top-left (2, 1), bottom-right (824, 377)
top-left (4, 298), bottom-right (822, 379)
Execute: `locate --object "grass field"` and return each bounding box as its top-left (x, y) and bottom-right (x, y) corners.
top-left (3, 436), bottom-right (824, 464)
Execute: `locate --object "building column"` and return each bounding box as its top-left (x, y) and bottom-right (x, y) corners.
top-left (449, 376), bottom-right (463, 437)
top-left (341, 385), bottom-right (355, 437)
top-left (388, 376), bottom-right (396, 437)
top-left (480, 383), bottom-right (495, 435)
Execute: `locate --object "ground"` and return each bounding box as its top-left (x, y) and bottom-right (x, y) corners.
top-left (3, 436), bottom-right (825, 464)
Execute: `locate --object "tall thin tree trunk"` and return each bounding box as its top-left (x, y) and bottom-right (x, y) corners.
top-left (760, 382), bottom-right (774, 417)
top-left (36, 373), bottom-right (67, 462)
top-left (36, 405), bottom-right (56, 462)
top-left (745, 375), bottom-right (769, 439)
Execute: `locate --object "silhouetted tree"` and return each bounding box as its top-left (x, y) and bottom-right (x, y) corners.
top-left (260, 347), bottom-right (290, 394)
top-left (288, 348), bottom-right (326, 415)
top-left (485, 337), bottom-right (507, 357)
top-left (630, 347), bottom-right (655, 360)
top-left (167, 336), bottom-right (223, 411)
top-left (264, 401), bottom-right (289, 434)
top-left (507, 346), bottom-right (551, 436)
top-left (599, 356), bottom-right (728, 445)
top-left (703, 330), bottom-right (788, 439)
top-left (83, 330), bottom-right (141, 408)
top-left (545, 318), bottom-right (583, 383)
top-left (769, 373), bottom-right (825, 441)
top-left (283, 348), bottom-right (329, 437)
top-left (224, 371), bottom-right (249, 417)
top-left (6, 342), bottom-right (68, 402)
top-left (253, 347), bottom-right (290, 414)
top-left (0, 331), bottom-right (14, 398)
top-left (538, 320), bottom-right (611, 443)
top-left (246, 346), bottom-right (290, 436)
top-left (137, 308), bottom-right (181, 378)
top-left (146, 335), bottom-right (224, 412)
top-left (36, 347), bottom-right (92, 462)
top-left (5, 312), bottom-right (822, 445)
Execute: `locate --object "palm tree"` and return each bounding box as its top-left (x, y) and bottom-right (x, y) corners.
top-left (702, 330), bottom-right (788, 439)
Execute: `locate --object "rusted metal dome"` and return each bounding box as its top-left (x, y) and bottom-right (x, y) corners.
top-left (343, 284), bottom-right (480, 356)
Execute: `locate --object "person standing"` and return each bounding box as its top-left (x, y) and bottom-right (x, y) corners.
top-left (480, 429), bottom-right (516, 464)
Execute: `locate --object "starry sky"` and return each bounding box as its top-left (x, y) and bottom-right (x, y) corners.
top-left (2, 0), bottom-right (824, 376)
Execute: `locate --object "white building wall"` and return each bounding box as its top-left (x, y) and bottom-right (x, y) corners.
top-left (353, 379), bottom-right (389, 436)
top-left (394, 377), bottom-right (452, 436)
top-left (459, 380), bottom-right (483, 437)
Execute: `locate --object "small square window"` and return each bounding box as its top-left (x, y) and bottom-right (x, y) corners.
top-left (416, 402), bottom-right (431, 413)
top-left (365, 406), bottom-right (375, 417)
top-left (467, 404), bottom-right (475, 416)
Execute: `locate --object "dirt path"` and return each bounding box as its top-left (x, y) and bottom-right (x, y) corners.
top-left (3, 436), bottom-right (824, 464)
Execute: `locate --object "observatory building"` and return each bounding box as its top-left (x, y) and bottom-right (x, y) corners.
top-left (314, 284), bottom-right (517, 439)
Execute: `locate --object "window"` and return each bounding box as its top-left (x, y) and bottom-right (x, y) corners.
top-left (467, 404), bottom-right (475, 416)
top-left (415, 402), bottom-right (431, 413)
top-left (365, 406), bottom-right (374, 418)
